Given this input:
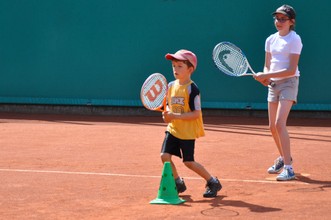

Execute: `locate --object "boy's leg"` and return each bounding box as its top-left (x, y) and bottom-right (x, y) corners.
top-left (161, 152), bottom-right (186, 193)
top-left (161, 153), bottom-right (179, 179)
top-left (180, 139), bottom-right (221, 197)
top-left (184, 161), bottom-right (222, 197)
top-left (160, 132), bottom-right (182, 179)
top-left (184, 161), bottom-right (211, 181)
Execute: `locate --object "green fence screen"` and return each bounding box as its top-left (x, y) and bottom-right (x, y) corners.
top-left (0, 0), bottom-right (330, 111)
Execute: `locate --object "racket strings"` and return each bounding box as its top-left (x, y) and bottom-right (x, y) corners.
top-left (213, 43), bottom-right (248, 76)
top-left (141, 74), bottom-right (167, 110)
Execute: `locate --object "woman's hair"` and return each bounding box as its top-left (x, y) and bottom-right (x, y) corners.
top-left (290, 19), bottom-right (296, 30)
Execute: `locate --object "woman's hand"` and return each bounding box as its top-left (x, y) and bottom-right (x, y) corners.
top-left (253, 73), bottom-right (270, 87)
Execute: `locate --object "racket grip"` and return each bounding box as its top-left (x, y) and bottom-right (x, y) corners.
top-left (161, 98), bottom-right (167, 112)
top-left (269, 81), bottom-right (276, 88)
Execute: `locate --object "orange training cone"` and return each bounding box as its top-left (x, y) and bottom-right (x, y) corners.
top-left (150, 162), bottom-right (186, 205)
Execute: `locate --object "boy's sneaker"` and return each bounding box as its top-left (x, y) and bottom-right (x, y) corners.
top-left (203, 177), bottom-right (222, 198)
top-left (175, 178), bottom-right (187, 193)
top-left (267, 157), bottom-right (284, 174)
top-left (276, 167), bottom-right (295, 181)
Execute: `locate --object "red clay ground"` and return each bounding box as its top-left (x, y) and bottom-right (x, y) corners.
top-left (0, 112), bottom-right (330, 219)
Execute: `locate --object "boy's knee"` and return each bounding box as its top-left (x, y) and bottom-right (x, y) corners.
top-left (161, 153), bottom-right (171, 162)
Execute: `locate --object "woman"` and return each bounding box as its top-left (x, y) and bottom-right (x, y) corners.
top-left (254, 5), bottom-right (303, 181)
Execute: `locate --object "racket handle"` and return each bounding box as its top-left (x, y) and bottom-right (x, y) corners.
top-left (269, 81), bottom-right (276, 88)
top-left (161, 97), bottom-right (167, 112)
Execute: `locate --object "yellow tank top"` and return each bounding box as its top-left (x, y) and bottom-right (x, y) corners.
top-left (166, 80), bottom-right (205, 140)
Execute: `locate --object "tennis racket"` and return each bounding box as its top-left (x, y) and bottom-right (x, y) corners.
top-left (212, 41), bottom-right (275, 87)
top-left (140, 73), bottom-right (168, 112)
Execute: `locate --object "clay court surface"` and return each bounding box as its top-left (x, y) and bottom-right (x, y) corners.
top-left (0, 112), bottom-right (330, 219)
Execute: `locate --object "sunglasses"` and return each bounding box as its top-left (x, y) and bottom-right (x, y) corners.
top-left (273, 17), bottom-right (291, 23)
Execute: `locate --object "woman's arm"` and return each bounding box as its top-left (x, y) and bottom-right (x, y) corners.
top-left (254, 52), bottom-right (301, 82)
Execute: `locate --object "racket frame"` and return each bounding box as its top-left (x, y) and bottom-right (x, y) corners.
top-left (213, 41), bottom-right (275, 87)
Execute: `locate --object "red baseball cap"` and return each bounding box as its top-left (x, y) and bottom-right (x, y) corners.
top-left (165, 49), bottom-right (197, 70)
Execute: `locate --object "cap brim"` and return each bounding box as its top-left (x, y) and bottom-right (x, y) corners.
top-left (272, 11), bottom-right (288, 16)
top-left (272, 11), bottom-right (289, 17)
top-left (165, 53), bottom-right (186, 61)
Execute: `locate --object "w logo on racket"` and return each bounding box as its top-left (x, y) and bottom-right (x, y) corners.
top-left (140, 73), bottom-right (168, 112)
top-left (144, 79), bottom-right (164, 102)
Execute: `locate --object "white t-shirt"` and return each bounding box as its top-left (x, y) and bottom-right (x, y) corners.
top-left (265, 30), bottom-right (303, 81)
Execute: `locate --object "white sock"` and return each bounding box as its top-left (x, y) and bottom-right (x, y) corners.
top-left (284, 165), bottom-right (293, 170)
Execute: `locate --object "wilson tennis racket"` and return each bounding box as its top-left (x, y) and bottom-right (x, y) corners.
top-left (213, 41), bottom-right (275, 87)
top-left (140, 73), bottom-right (167, 112)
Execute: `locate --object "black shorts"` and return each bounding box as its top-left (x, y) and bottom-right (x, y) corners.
top-left (161, 131), bottom-right (195, 162)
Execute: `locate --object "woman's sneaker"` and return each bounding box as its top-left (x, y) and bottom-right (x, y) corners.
top-left (267, 157), bottom-right (284, 174)
top-left (203, 177), bottom-right (222, 198)
top-left (276, 167), bottom-right (295, 181)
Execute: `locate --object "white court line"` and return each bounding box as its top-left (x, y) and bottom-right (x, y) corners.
top-left (0, 168), bottom-right (309, 185)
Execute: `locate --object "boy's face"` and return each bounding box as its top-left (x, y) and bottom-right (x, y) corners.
top-left (171, 60), bottom-right (193, 82)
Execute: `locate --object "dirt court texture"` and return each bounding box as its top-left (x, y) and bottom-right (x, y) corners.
top-left (0, 112), bottom-right (330, 219)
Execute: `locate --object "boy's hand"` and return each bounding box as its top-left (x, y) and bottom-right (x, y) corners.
top-left (162, 111), bottom-right (174, 123)
top-left (162, 110), bottom-right (199, 123)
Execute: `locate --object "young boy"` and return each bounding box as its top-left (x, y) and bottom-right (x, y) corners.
top-left (161, 49), bottom-right (222, 197)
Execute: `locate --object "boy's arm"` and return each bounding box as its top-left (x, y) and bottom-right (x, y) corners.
top-left (162, 83), bottom-right (201, 123)
top-left (162, 110), bottom-right (200, 123)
